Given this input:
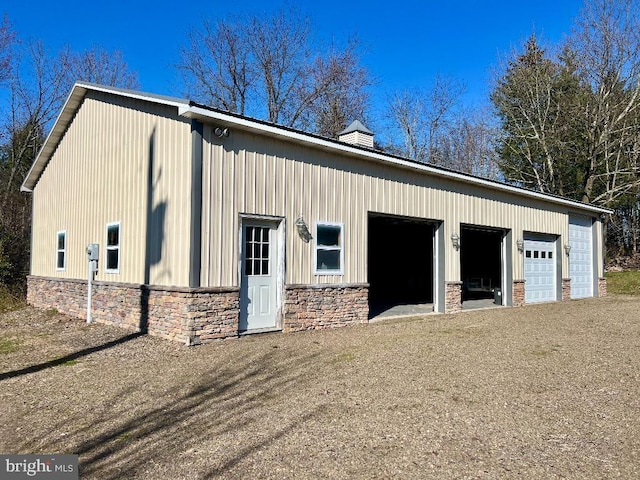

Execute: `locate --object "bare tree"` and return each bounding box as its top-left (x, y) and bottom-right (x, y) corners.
top-left (0, 39), bottom-right (139, 288)
top-left (2, 41), bottom-right (68, 206)
top-left (386, 75), bottom-right (466, 163)
top-left (179, 20), bottom-right (252, 114)
top-left (568, 0), bottom-right (640, 205)
top-left (438, 110), bottom-right (501, 179)
top-left (301, 41), bottom-right (370, 138)
top-left (0, 15), bottom-right (15, 83)
top-left (247, 10), bottom-right (311, 125)
top-left (178, 9), bottom-right (371, 136)
top-left (3, 41), bottom-right (139, 200)
top-left (491, 36), bottom-right (569, 195)
top-left (59, 46), bottom-right (139, 91)
top-left (386, 89), bottom-right (429, 162)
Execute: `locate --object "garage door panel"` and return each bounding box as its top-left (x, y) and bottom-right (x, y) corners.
top-left (524, 239), bottom-right (556, 303)
top-left (569, 216), bottom-right (593, 299)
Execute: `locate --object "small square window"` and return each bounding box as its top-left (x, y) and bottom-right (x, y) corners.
top-left (315, 223), bottom-right (343, 275)
top-left (541, 251), bottom-right (546, 259)
top-left (526, 250), bottom-right (532, 258)
top-left (548, 251), bottom-right (553, 259)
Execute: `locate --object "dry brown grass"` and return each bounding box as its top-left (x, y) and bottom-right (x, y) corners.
top-left (1, 297), bottom-right (639, 479)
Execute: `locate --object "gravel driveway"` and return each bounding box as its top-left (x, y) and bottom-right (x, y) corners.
top-left (1, 296), bottom-right (639, 479)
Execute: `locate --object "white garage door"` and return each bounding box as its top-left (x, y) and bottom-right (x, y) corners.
top-left (569, 216), bottom-right (593, 298)
top-left (524, 238), bottom-right (556, 303)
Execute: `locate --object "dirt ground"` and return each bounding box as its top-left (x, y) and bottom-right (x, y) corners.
top-left (1, 297), bottom-right (639, 479)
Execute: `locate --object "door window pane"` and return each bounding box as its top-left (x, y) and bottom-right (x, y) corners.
top-left (244, 225), bottom-right (270, 276)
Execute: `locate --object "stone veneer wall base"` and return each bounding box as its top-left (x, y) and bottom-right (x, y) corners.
top-left (284, 283), bottom-right (368, 332)
top-left (562, 278), bottom-right (571, 301)
top-left (445, 281), bottom-right (463, 313)
top-left (512, 280), bottom-right (525, 307)
top-left (27, 276), bottom-right (239, 345)
top-left (598, 277), bottom-right (607, 297)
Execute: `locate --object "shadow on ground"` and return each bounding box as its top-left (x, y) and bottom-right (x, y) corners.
top-left (51, 347), bottom-right (326, 479)
top-left (0, 332), bottom-right (143, 381)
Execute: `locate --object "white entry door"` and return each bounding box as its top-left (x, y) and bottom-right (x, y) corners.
top-left (524, 238), bottom-right (556, 303)
top-left (240, 222), bottom-right (279, 331)
top-left (569, 216), bottom-right (593, 298)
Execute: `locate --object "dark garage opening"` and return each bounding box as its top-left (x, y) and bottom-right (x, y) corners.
top-left (461, 227), bottom-right (503, 305)
top-left (368, 214), bottom-right (434, 317)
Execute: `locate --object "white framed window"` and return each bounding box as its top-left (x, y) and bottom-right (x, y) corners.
top-left (56, 231), bottom-right (66, 270)
top-left (105, 222), bottom-right (120, 273)
top-left (314, 222), bottom-right (343, 275)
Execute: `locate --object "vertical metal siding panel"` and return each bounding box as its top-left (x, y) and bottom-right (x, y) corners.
top-left (200, 127), bottom-right (210, 286)
top-left (255, 147), bottom-right (265, 214)
top-left (235, 143), bottom-right (247, 287)
top-left (286, 156), bottom-right (298, 284)
top-left (209, 140), bottom-right (218, 286)
top-left (193, 127), bottom-right (594, 288)
top-left (226, 143), bottom-right (238, 286)
top-left (215, 143), bottom-right (225, 286)
top-left (34, 96), bottom-right (188, 284)
top-left (245, 148), bottom-right (256, 214)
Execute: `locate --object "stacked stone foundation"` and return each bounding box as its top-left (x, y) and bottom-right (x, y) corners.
top-left (284, 284), bottom-right (369, 332)
top-left (598, 277), bottom-right (607, 297)
top-left (562, 278), bottom-right (571, 301)
top-left (27, 276), bottom-right (239, 345)
top-left (445, 281), bottom-right (463, 313)
top-left (512, 280), bottom-right (526, 307)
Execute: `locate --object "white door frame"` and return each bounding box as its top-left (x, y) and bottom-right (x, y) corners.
top-left (238, 214), bottom-right (285, 332)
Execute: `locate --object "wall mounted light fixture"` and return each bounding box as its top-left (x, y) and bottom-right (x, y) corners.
top-left (564, 244), bottom-right (572, 256)
top-left (451, 233), bottom-right (460, 251)
top-left (214, 127), bottom-right (229, 138)
top-left (516, 238), bottom-right (524, 253)
top-left (295, 215), bottom-right (312, 243)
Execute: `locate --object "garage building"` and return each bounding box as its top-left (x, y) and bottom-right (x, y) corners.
top-left (21, 83), bottom-right (612, 344)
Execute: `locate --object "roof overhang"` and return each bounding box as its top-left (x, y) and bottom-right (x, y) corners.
top-left (179, 104), bottom-right (613, 216)
top-left (21, 82), bottom-right (613, 217)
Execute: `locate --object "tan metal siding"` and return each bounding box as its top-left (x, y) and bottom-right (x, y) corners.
top-left (199, 127), bottom-right (596, 288)
top-left (31, 92), bottom-right (192, 286)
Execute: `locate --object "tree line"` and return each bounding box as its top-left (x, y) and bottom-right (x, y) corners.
top-left (1, 0), bottom-right (639, 294)
top-left (492, 0), bottom-right (640, 254)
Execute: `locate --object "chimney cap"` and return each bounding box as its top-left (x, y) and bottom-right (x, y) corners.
top-left (338, 120), bottom-right (373, 136)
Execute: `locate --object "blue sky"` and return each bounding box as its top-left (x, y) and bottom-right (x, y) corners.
top-left (2, 0), bottom-right (584, 116)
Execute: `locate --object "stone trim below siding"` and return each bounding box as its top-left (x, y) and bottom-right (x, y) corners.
top-left (445, 281), bottom-right (462, 313)
top-left (284, 284), bottom-right (369, 332)
top-left (27, 276), bottom-right (239, 345)
top-left (512, 280), bottom-right (525, 307)
top-left (598, 277), bottom-right (607, 297)
top-left (562, 278), bottom-right (571, 301)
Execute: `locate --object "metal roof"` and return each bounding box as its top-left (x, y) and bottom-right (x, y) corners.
top-left (21, 82), bottom-right (613, 216)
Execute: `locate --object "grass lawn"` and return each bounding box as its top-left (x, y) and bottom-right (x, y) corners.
top-left (606, 270), bottom-right (640, 295)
